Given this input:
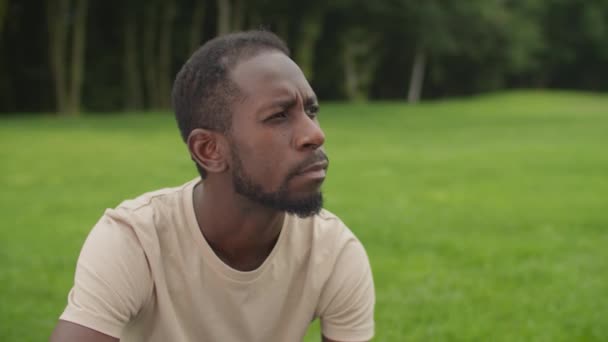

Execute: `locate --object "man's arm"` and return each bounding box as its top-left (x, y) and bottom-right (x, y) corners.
top-left (53, 210), bottom-right (153, 340)
top-left (50, 320), bottom-right (118, 342)
top-left (317, 233), bottom-right (375, 342)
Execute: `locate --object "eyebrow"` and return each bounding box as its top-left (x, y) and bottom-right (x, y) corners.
top-left (268, 98), bottom-right (297, 110)
top-left (304, 94), bottom-right (318, 107)
top-left (261, 94), bottom-right (318, 114)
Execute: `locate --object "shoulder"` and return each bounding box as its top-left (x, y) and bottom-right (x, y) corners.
top-left (77, 179), bottom-right (200, 270)
top-left (111, 179), bottom-right (197, 216)
top-left (308, 210), bottom-right (375, 340)
top-left (101, 178), bottom-right (198, 232)
top-left (284, 209), bottom-right (356, 247)
top-left (284, 208), bottom-right (368, 274)
top-left (77, 178), bottom-right (200, 285)
top-left (312, 209), bottom-right (362, 251)
top-left (59, 179), bottom-right (200, 336)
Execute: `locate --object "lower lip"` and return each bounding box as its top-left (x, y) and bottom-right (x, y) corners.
top-left (296, 169), bottom-right (326, 180)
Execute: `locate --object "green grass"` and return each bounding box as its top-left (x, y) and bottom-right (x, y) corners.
top-left (1, 91), bottom-right (607, 341)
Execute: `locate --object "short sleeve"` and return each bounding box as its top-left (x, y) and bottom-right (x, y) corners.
top-left (59, 209), bottom-right (153, 338)
top-left (317, 238), bottom-right (375, 341)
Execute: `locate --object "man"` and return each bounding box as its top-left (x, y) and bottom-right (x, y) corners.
top-left (51, 30), bottom-right (374, 342)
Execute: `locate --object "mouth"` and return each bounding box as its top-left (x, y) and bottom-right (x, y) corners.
top-left (295, 160), bottom-right (328, 180)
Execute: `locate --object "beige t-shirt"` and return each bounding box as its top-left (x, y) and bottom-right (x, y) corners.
top-left (60, 178), bottom-right (375, 341)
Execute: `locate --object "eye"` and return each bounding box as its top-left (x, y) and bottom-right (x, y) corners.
top-left (306, 105), bottom-right (320, 118)
top-left (266, 110), bottom-right (288, 122)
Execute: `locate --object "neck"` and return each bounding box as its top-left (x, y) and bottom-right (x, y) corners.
top-left (192, 179), bottom-right (285, 271)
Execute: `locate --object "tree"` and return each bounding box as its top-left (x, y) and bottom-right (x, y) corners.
top-left (216, 0), bottom-right (246, 36)
top-left (293, 7), bottom-right (325, 81)
top-left (46, 0), bottom-right (89, 115)
top-left (123, 3), bottom-right (143, 111)
top-left (374, 0), bottom-right (528, 102)
top-left (400, 0), bottom-right (460, 103)
top-left (335, 5), bottom-right (380, 102)
top-left (142, 0), bottom-right (177, 110)
top-left (188, 0), bottom-right (206, 53)
top-left (0, 0), bottom-right (8, 38)
top-left (536, 0), bottom-right (608, 90)
top-left (4, 0), bottom-right (608, 114)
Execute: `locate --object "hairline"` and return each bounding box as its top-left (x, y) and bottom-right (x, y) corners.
top-left (223, 48), bottom-right (290, 116)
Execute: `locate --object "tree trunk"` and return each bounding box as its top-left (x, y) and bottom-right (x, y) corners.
top-left (294, 10), bottom-right (324, 81)
top-left (343, 42), bottom-right (359, 101)
top-left (47, 0), bottom-right (69, 114)
top-left (0, 0), bottom-right (10, 110)
top-left (0, 0), bottom-right (9, 38)
top-left (231, 0), bottom-right (244, 31)
top-left (143, 5), bottom-right (159, 108)
top-left (123, 12), bottom-right (142, 110)
top-left (407, 47), bottom-right (427, 104)
top-left (248, 11), bottom-right (263, 31)
top-left (188, 1), bottom-right (205, 53)
top-left (217, 0), bottom-right (231, 36)
top-left (158, 1), bottom-right (176, 109)
top-left (274, 17), bottom-right (288, 43)
top-left (140, 1), bottom-right (176, 111)
top-left (67, 0), bottom-right (88, 116)
top-left (342, 29), bottom-right (377, 102)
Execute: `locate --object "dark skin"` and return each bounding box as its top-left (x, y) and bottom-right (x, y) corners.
top-left (50, 51), bottom-right (366, 342)
top-left (190, 51), bottom-right (326, 271)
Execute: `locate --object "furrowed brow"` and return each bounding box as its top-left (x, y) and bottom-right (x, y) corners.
top-left (304, 95), bottom-right (318, 107)
top-left (257, 97), bottom-right (296, 116)
top-left (273, 98), bottom-right (297, 109)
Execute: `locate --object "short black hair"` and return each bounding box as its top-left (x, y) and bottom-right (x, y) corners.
top-left (172, 30), bottom-right (290, 178)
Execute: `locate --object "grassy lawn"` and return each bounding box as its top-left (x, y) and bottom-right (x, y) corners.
top-left (1, 91), bottom-right (607, 341)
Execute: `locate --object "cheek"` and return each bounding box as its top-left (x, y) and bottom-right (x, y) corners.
top-left (258, 153), bottom-right (289, 181)
top-left (233, 129), bottom-right (293, 182)
top-left (237, 144), bottom-right (284, 180)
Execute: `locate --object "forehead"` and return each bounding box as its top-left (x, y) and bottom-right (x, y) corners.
top-left (229, 51), bottom-right (315, 102)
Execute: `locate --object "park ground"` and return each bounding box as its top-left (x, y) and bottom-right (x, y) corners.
top-left (1, 91), bottom-right (607, 341)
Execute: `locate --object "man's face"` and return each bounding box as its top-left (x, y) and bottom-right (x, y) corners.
top-left (226, 51), bottom-right (328, 217)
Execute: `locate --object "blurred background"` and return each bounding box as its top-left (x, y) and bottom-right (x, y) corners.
top-left (1, 1), bottom-right (608, 341)
top-left (1, 0), bottom-right (608, 114)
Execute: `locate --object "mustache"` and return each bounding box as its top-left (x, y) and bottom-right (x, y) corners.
top-left (288, 151), bottom-right (329, 179)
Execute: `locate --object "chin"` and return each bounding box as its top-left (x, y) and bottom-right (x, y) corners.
top-left (280, 191), bottom-right (324, 218)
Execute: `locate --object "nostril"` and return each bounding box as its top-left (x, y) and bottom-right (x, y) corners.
top-left (303, 141), bottom-right (321, 150)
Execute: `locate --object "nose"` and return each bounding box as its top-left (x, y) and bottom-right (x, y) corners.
top-left (294, 113), bottom-right (325, 150)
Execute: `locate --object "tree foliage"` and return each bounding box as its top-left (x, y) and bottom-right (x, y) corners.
top-left (1, 0), bottom-right (607, 113)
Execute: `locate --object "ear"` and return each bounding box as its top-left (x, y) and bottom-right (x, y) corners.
top-left (187, 128), bottom-right (228, 176)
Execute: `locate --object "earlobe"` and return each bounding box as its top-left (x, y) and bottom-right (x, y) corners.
top-left (187, 128), bottom-right (227, 175)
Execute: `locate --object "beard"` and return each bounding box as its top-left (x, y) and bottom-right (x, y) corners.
top-left (230, 144), bottom-right (327, 218)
